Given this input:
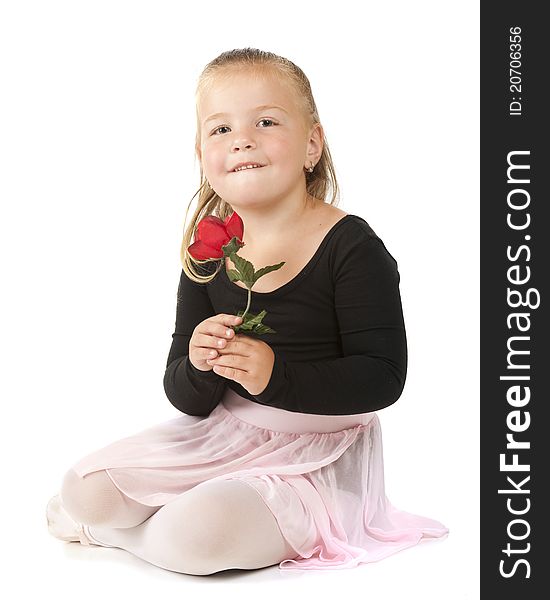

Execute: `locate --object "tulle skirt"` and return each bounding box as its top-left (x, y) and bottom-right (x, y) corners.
top-left (70, 387), bottom-right (449, 570)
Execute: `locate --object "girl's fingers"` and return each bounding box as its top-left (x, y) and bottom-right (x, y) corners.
top-left (195, 332), bottom-right (250, 356)
top-left (206, 357), bottom-right (247, 378)
top-left (196, 331), bottom-right (230, 350)
top-left (191, 315), bottom-right (242, 366)
top-left (209, 313), bottom-right (242, 327)
top-left (205, 314), bottom-right (242, 339)
top-left (207, 354), bottom-right (249, 373)
top-left (215, 339), bottom-right (251, 357)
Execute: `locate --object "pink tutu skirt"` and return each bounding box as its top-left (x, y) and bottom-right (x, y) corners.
top-left (70, 387), bottom-right (449, 570)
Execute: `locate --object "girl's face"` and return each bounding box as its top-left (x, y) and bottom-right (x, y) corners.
top-left (196, 71), bottom-right (321, 208)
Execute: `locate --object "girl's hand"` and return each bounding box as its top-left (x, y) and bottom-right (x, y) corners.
top-left (189, 314), bottom-right (243, 372)
top-left (205, 334), bottom-right (274, 396)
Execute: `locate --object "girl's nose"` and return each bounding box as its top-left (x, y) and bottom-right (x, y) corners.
top-left (231, 138), bottom-right (256, 152)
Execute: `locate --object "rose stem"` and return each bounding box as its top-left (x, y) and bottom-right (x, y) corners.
top-left (241, 288), bottom-right (251, 322)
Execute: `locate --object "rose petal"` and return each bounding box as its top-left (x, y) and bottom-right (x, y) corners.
top-left (188, 211), bottom-right (244, 260)
top-left (224, 211), bottom-right (244, 242)
top-left (196, 216), bottom-right (229, 246)
top-left (188, 239), bottom-right (224, 260)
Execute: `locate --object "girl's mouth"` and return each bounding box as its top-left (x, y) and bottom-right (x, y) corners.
top-left (231, 164), bottom-right (265, 173)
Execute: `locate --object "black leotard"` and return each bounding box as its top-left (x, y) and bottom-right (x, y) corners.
top-left (163, 214), bottom-right (407, 416)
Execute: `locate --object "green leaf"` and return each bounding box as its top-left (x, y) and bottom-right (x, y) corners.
top-left (231, 253), bottom-right (255, 286)
top-left (243, 309), bottom-right (266, 329)
top-left (233, 309), bottom-right (276, 335)
top-left (253, 262), bottom-right (285, 284)
top-left (226, 268), bottom-right (243, 283)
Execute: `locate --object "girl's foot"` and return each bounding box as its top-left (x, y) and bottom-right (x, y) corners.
top-left (46, 494), bottom-right (95, 545)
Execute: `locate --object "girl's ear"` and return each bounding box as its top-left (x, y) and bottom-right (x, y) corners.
top-left (306, 122), bottom-right (324, 165)
top-left (196, 145), bottom-right (202, 162)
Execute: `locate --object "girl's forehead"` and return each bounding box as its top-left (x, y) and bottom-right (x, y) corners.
top-left (211, 67), bottom-right (287, 89)
top-left (198, 70), bottom-right (298, 113)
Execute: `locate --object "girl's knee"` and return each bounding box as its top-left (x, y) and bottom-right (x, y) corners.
top-left (171, 487), bottom-right (232, 556)
top-left (60, 468), bottom-right (125, 527)
top-left (142, 484), bottom-right (241, 575)
top-left (155, 480), bottom-right (288, 575)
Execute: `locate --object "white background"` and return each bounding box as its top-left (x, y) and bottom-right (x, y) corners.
top-left (0, 1), bottom-right (479, 598)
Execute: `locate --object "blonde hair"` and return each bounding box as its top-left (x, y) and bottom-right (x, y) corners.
top-left (180, 47), bottom-right (341, 284)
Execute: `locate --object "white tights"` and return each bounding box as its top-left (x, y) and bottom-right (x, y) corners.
top-left (60, 468), bottom-right (298, 576)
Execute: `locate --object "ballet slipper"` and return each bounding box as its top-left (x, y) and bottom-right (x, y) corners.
top-left (46, 494), bottom-right (95, 546)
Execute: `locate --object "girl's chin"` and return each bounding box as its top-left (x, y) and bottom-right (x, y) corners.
top-left (222, 194), bottom-right (276, 207)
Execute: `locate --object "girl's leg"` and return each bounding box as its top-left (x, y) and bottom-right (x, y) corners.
top-left (86, 478), bottom-right (298, 576)
top-left (60, 468), bottom-right (160, 528)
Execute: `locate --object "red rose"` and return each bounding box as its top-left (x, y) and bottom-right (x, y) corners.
top-left (188, 212), bottom-right (245, 260)
top-left (187, 210), bottom-right (284, 335)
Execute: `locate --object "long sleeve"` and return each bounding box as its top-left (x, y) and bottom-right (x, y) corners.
top-left (163, 264), bottom-right (227, 416)
top-left (250, 237), bottom-right (407, 415)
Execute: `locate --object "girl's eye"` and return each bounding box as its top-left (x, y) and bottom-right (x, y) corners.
top-left (211, 119), bottom-right (277, 136)
top-left (212, 126), bottom-right (230, 136)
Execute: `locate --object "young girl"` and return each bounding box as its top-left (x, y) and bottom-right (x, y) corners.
top-left (46, 47), bottom-right (448, 575)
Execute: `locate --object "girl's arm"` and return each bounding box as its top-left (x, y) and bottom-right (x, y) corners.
top-left (251, 236), bottom-right (408, 415)
top-left (163, 265), bottom-right (227, 416)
